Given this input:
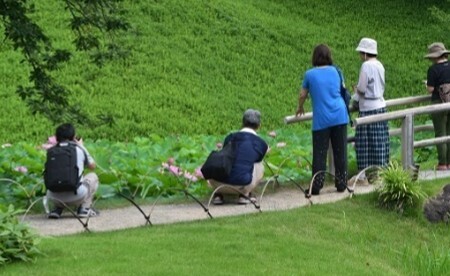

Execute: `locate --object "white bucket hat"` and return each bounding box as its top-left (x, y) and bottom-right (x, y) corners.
top-left (424, 42), bottom-right (450, 58)
top-left (356, 38), bottom-right (378, 55)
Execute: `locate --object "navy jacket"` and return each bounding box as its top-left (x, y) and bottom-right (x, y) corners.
top-left (220, 131), bottom-right (268, 185)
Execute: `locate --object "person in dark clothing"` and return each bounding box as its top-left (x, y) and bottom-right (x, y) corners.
top-left (46, 123), bottom-right (99, 219)
top-left (208, 109), bottom-right (268, 205)
top-left (425, 42), bottom-right (450, 170)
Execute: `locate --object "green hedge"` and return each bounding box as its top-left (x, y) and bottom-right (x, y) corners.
top-left (0, 0), bottom-right (447, 143)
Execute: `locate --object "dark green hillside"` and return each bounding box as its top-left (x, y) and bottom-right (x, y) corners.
top-left (0, 0), bottom-right (448, 142)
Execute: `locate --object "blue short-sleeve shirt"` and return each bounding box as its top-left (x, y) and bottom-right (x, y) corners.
top-left (302, 66), bottom-right (349, 131)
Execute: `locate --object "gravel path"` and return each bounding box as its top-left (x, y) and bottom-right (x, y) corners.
top-left (22, 169), bottom-right (450, 237)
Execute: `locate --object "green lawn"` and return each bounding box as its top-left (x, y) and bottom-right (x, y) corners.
top-left (1, 180), bottom-right (449, 275)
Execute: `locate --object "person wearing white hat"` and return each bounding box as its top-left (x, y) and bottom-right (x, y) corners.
top-left (349, 38), bottom-right (389, 185)
top-left (425, 42), bottom-right (450, 170)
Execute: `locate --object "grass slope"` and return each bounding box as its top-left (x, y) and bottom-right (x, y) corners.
top-left (0, 0), bottom-right (448, 142)
top-left (1, 188), bottom-right (449, 275)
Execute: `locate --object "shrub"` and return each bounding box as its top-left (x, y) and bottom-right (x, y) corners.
top-left (0, 204), bottom-right (41, 265)
top-left (377, 161), bottom-right (427, 214)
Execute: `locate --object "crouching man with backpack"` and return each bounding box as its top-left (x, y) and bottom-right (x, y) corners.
top-left (202, 109), bottom-right (268, 205)
top-left (45, 123), bottom-right (99, 219)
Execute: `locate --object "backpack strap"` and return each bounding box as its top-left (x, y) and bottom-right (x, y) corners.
top-left (67, 141), bottom-right (89, 166)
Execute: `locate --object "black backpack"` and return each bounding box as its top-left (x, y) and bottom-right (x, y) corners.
top-left (201, 136), bottom-right (236, 182)
top-left (44, 142), bottom-right (81, 193)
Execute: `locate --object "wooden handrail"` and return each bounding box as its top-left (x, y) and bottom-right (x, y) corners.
top-left (347, 124), bottom-right (433, 143)
top-left (282, 93), bottom-right (450, 171)
top-left (354, 102), bottom-right (450, 126)
top-left (414, 136), bottom-right (450, 148)
top-left (284, 94), bottom-right (431, 124)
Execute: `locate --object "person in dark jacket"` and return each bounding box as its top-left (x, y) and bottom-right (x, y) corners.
top-left (425, 42), bottom-right (450, 170)
top-left (208, 109), bottom-right (268, 205)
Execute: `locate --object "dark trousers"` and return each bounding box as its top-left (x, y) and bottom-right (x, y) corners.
top-left (312, 124), bottom-right (348, 191)
top-left (431, 100), bottom-right (450, 165)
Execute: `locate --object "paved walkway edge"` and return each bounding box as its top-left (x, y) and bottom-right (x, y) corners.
top-left (23, 169), bottom-right (450, 237)
top-left (23, 185), bottom-right (376, 237)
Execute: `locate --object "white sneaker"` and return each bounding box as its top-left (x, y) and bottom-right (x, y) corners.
top-left (77, 207), bottom-right (99, 218)
top-left (237, 195), bottom-right (250, 205)
top-left (212, 194), bottom-right (224, 205)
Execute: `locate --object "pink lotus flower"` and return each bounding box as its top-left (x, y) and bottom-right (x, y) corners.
top-left (276, 142), bottom-right (287, 148)
top-left (48, 136), bottom-right (57, 145)
top-left (184, 171), bottom-right (198, 182)
top-left (41, 143), bottom-right (54, 150)
top-left (161, 162), bottom-right (169, 171)
top-left (268, 131), bottom-right (277, 138)
top-left (194, 167), bottom-right (204, 179)
top-left (41, 135), bottom-right (58, 150)
top-left (1, 143), bottom-right (12, 148)
top-left (216, 142), bottom-right (223, 149)
top-left (160, 162), bottom-right (182, 176)
top-left (14, 166), bottom-right (28, 174)
top-left (167, 157), bottom-right (175, 165)
top-left (168, 165), bottom-right (182, 176)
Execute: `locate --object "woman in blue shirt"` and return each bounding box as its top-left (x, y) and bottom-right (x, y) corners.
top-left (296, 44), bottom-right (348, 195)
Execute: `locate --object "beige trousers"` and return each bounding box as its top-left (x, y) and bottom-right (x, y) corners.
top-left (208, 162), bottom-right (264, 196)
top-left (47, 172), bottom-right (99, 208)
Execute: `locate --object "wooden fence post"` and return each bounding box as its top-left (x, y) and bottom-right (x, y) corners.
top-left (401, 114), bottom-right (414, 169)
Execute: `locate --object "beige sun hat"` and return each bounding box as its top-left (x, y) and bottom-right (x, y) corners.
top-left (424, 42), bottom-right (450, 58)
top-left (356, 38), bottom-right (378, 55)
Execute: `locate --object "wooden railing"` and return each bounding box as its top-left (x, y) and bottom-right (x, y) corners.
top-left (284, 95), bottom-right (432, 124)
top-left (284, 94), bottom-right (450, 170)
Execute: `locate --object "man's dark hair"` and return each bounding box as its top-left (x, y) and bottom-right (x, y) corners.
top-left (55, 123), bottom-right (76, 142)
top-left (312, 44), bottom-right (333, 66)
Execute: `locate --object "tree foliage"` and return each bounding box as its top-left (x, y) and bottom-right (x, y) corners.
top-left (0, 0), bottom-right (129, 125)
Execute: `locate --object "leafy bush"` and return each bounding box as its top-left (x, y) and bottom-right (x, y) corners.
top-left (377, 161), bottom-right (427, 213)
top-left (0, 204), bottom-right (41, 265)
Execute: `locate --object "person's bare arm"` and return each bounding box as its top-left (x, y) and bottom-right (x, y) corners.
top-left (87, 162), bottom-right (96, 170)
top-left (296, 88), bottom-right (308, 116)
top-left (75, 137), bottom-right (96, 170)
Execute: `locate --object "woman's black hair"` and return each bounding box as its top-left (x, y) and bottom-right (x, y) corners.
top-left (312, 44), bottom-right (333, 66)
